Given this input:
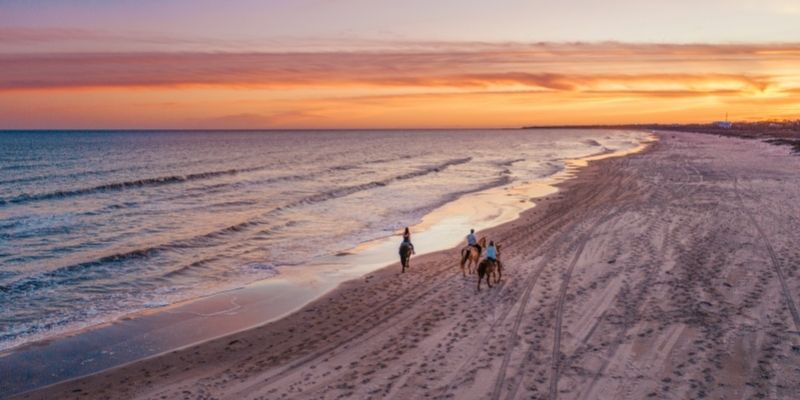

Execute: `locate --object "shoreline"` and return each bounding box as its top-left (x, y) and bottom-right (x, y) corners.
top-left (0, 132), bottom-right (652, 397)
top-left (15, 131), bottom-right (800, 399)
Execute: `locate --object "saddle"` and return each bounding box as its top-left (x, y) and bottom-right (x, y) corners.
top-left (463, 244), bottom-right (481, 253)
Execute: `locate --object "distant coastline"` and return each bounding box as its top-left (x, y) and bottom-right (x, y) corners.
top-left (523, 120), bottom-right (800, 152)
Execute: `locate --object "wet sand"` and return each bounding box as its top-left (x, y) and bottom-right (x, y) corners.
top-left (17, 131), bottom-right (800, 399)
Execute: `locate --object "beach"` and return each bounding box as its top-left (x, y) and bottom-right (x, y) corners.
top-left (15, 131), bottom-right (800, 399)
top-left (0, 129), bottom-right (646, 357)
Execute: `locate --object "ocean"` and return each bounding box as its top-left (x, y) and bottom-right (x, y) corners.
top-left (0, 129), bottom-right (648, 351)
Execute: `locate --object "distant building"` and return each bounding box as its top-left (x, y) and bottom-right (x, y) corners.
top-left (714, 121), bottom-right (732, 128)
top-left (714, 112), bottom-right (732, 128)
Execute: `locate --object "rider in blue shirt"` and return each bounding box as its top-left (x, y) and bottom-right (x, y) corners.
top-left (485, 241), bottom-right (497, 261)
top-left (466, 229), bottom-right (480, 251)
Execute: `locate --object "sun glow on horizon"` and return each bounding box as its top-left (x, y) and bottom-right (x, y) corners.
top-left (1, 0), bottom-right (799, 128)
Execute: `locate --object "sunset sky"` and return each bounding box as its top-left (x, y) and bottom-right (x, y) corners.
top-left (2, 0), bottom-right (799, 128)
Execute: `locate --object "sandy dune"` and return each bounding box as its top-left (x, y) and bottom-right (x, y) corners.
top-left (19, 132), bottom-right (800, 399)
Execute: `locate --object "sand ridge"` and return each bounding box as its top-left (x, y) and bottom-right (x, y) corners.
top-left (18, 132), bottom-right (800, 399)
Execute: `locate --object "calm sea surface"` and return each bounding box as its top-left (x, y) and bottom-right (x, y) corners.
top-left (0, 129), bottom-right (646, 350)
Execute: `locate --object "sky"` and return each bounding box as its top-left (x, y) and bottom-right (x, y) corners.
top-left (1, 0), bottom-right (799, 128)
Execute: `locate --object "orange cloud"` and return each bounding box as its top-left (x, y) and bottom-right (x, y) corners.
top-left (1, 42), bottom-right (798, 128)
top-left (2, 42), bottom-right (797, 91)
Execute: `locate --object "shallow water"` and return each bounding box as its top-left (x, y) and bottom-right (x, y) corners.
top-left (0, 129), bottom-right (647, 351)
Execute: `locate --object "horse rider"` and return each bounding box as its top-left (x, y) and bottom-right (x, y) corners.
top-left (466, 229), bottom-right (481, 252)
top-left (485, 240), bottom-right (498, 265)
top-left (402, 227), bottom-right (415, 254)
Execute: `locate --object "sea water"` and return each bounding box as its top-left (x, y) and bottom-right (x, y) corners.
top-left (0, 129), bottom-right (647, 351)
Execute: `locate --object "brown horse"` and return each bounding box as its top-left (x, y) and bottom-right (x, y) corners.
top-left (477, 244), bottom-right (503, 290)
top-left (399, 242), bottom-right (413, 273)
top-left (460, 237), bottom-right (486, 276)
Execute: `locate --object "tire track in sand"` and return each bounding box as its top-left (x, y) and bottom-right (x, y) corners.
top-left (441, 187), bottom-right (586, 399)
top-left (487, 254), bottom-right (548, 400)
top-left (498, 160), bottom-right (637, 400)
top-left (732, 177), bottom-right (800, 332)
top-left (433, 165), bottom-right (614, 400)
top-left (574, 151), bottom-right (700, 400)
top-left (542, 162), bottom-right (641, 400)
top-left (546, 223), bottom-right (604, 400)
top-left (491, 165), bottom-right (623, 400)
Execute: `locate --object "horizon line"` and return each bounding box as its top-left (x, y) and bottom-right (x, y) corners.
top-left (3, 121), bottom-right (795, 132)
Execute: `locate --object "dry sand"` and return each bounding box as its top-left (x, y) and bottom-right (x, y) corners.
top-left (18, 131), bottom-right (800, 399)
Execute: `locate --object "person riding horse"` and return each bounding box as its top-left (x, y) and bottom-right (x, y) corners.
top-left (466, 229), bottom-right (481, 252)
top-left (399, 227), bottom-right (415, 273)
top-left (460, 230), bottom-right (486, 276)
top-left (402, 227), bottom-right (415, 254)
top-left (485, 240), bottom-right (497, 264)
top-left (477, 240), bottom-right (502, 289)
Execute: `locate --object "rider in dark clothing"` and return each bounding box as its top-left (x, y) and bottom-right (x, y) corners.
top-left (402, 227), bottom-right (415, 254)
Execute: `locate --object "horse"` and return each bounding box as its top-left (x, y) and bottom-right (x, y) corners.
top-left (399, 242), bottom-right (413, 273)
top-left (477, 244), bottom-right (503, 290)
top-left (460, 236), bottom-right (486, 276)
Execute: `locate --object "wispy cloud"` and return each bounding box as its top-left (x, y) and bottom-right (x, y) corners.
top-left (2, 42), bottom-right (797, 94)
top-left (1, 41), bottom-right (798, 128)
top-left (0, 27), bottom-right (104, 42)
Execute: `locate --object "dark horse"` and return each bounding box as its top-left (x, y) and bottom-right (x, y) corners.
top-left (477, 244), bottom-right (502, 290)
top-left (399, 242), bottom-right (413, 273)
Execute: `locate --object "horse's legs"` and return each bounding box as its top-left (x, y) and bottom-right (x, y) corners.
top-left (496, 262), bottom-right (502, 283)
top-left (470, 253), bottom-right (477, 274)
